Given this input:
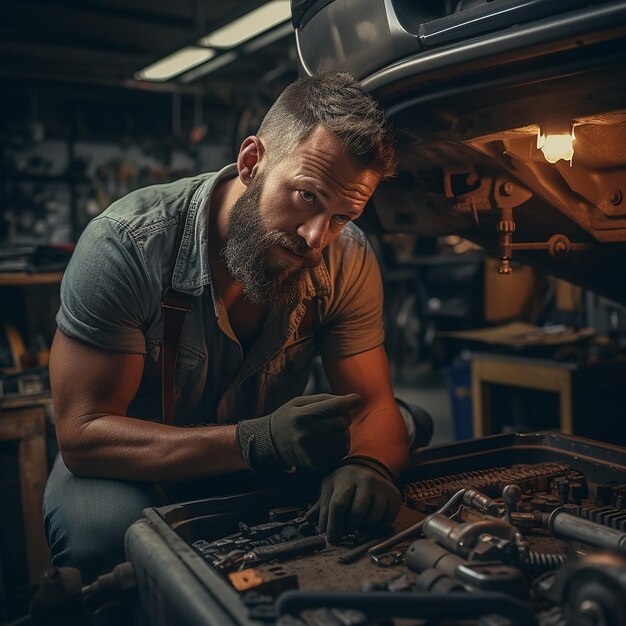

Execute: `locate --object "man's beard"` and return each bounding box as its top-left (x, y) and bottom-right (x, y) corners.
top-left (222, 174), bottom-right (322, 310)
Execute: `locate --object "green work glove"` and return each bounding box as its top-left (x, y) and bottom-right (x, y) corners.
top-left (236, 393), bottom-right (360, 473)
top-left (305, 457), bottom-right (401, 544)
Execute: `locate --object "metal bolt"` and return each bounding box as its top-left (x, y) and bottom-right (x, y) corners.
top-left (502, 182), bottom-right (515, 196)
top-left (548, 234), bottom-right (570, 258)
top-left (610, 189), bottom-right (623, 206)
top-left (498, 258), bottom-right (512, 274)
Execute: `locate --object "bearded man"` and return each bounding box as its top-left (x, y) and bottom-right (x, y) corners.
top-left (45, 72), bottom-right (411, 583)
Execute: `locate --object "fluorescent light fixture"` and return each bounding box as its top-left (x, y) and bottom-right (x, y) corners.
top-left (244, 21), bottom-right (293, 53)
top-left (180, 52), bottom-right (238, 84)
top-left (199, 1), bottom-right (291, 48)
top-left (537, 126), bottom-right (575, 165)
top-left (136, 47), bottom-right (216, 82)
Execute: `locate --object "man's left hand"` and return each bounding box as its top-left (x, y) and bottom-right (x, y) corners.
top-left (306, 461), bottom-right (401, 544)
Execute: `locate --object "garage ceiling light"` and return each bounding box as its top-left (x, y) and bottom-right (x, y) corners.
top-left (199, 1), bottom-right (291, 48)
top-left (180, 52), bottom-right (239, 84)
top-left (136, 47), bottom-right (216, 82)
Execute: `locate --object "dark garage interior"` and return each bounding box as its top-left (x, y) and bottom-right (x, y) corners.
top-left (2, 1), bottom-right (626, 625)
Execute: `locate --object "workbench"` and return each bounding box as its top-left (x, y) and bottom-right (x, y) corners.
top-left (0, 395), bottom-right (51, 584)
top-left (471, 353), bottom-right (626, 443)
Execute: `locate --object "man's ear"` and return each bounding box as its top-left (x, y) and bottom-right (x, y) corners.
top-left (237, 136), bottom-right (265, 186)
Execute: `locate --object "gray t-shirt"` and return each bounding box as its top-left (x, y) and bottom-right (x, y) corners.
top-left (57, 164), bottom-right (385, 425)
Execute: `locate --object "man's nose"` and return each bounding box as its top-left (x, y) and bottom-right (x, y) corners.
top-left (296, 214), bottom-right (330, 250)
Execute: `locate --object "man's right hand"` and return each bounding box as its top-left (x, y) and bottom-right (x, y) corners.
top-left (236, 393), bottom-right (360, 472)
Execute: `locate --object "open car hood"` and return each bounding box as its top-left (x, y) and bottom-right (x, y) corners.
top-left (294, 0), bottom-right (626, 304)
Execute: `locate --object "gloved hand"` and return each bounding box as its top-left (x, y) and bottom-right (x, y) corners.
top-left (236, 393), bottom-right (360, 473)
top-left (305, 458), bottom-right (401, 544)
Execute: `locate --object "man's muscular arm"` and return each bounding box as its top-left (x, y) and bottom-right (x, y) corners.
top-left (324, 344), bottom-right (409, 477)
top-left (50, 329), bottom-right (248, 481)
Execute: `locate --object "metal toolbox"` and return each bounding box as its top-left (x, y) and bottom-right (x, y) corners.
top-left (125, 431), bottom-right (626, 626)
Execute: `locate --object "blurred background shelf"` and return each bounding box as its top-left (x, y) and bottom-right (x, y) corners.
top-left (0, 272), bottom-right (63, 286)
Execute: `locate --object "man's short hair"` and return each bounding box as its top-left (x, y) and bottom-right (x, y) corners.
top-left (257, 72), bottom-right (397, 180)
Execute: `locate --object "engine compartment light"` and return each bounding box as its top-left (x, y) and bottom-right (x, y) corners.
top-left (537, 125), bottom-right (575, 165)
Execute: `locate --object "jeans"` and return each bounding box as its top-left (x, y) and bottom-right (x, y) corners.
top-left (43, 455), bottom-right (157, 584)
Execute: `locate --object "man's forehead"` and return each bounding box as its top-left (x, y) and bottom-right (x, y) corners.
top-left (285, 127), bottom-right (380, 195)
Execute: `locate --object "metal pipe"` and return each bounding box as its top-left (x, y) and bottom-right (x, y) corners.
top-left (405, 539), bottom-right (466, 576)
top-left (548, 507), bottom-right (626, 551)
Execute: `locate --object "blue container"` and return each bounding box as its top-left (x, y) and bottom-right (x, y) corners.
top-left (444, 360), bottom-right (473, 441)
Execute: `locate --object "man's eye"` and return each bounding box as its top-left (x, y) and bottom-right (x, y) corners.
top-left (332, 214), bottom-right (351, 226)
top-left (299, 190), bottom-right (316, 203)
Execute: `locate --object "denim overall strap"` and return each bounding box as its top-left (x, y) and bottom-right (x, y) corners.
top-left (161, 287), bottom-right (194, 424)
top-left (160, 202), bottom-right (195, 425)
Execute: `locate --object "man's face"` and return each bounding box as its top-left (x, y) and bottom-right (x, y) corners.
top-left (223, 125), bottom-right (380, 309)
top-left (223, 170), bottom-right (322, 309)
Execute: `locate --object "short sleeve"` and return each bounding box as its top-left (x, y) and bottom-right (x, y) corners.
top-left (318, 230), bottom-right (385, 359)
top-left (56, 216), bottom-right (152, 354)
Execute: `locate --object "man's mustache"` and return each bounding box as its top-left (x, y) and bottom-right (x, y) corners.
top-left (265, 231), bottom-right (322, 266)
